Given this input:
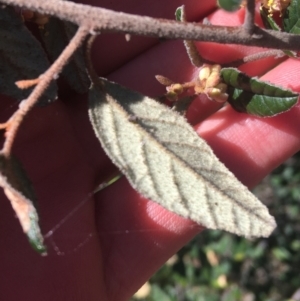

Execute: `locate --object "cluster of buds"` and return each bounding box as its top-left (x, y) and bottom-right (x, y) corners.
top-left (156, 64), bottom-right (228, 104)
top-left (261, 0), bottom-right (291, 15)
top-left (195, 64), bottom-right (228, 103)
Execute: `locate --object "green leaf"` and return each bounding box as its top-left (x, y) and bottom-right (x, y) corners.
top-left (259, 6), bottom-right (296, 57)
top-left (272, 247), bottom-right (291, 260)
top-left (89, 78), bottom-right (276, 238)
top-left (0, 7), bottom-right (57, 103)
top-left (150, 284), bottom-right (172, 301)
top-left (0, 153), bottom-right (46, 255)
top-left (260, 6), bottom-right (296, 57)
top-left (175, 6), bottom-right (184, 21)
top-left (217, 0), bottom-right (242, 12)
top-left (221, 68), bottom-right (298, 117)
top-left (283, 0), bottom-right (300, 34)
top-left (260, 6), bottom-right (282, 31)
top-left (39, 18), bottom-right (90, 94)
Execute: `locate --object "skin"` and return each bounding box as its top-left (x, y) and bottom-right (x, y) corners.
top-left (1, 1), bottom-right (300, 300)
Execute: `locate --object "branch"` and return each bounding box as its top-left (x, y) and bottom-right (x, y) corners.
top-left (1, 0), bottom-right (300, 51)
top-left (243, 0), bottom-right (256, 34)
top-left (179, 5), bottom-right (204, 67)
top-left (2, 25), bottom-right (90, 155)
top-left (223, 49), bottom-right (285, 67)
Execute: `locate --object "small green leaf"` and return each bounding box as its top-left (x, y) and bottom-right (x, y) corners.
top-left (150, 284), bottom-right (171, 301)
top-left (175, 6), bottom-right (184, 21)
top-left (260, 6), bottom-right (281, 31)
top-left (260, 6), bottom-right (296, 57)
top-left (221, 68), bottom-right (299, 117)
top-left (0, 153), bottom-right (46, 255)
top-left (272, 247), bottom-right (291, 261)
top-left (0, 7), bottom-right (57, 103)
top-left (217, 0), bottom-right (242, 12)
top-left (283, 0), bottom-right (300, 34)
top-left (39, 18), bottom-right (90, 94)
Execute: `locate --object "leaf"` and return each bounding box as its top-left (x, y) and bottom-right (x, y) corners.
top-left (39, 18), bottom-right (90, 94)
top-left (260, 6), bottom-right (282, 31)
top-left (175, 5), bottom-right (202, 67)
top-left (0, 7), bottom-right (57, 103)
top-left (88, 78), bottom-right (276, 238)
top-left (0, 153), bottom-right (46, 255)
top-left (175, 6), bottom-right (184, 21)
top-left (217, 0), bottom-right (242, 12)
top-left (283, 0), bottom-right (300, 34)
top-left (260, 6), bottom-right (296, 57)
top-left (221, 68), bottom-right (298, 117)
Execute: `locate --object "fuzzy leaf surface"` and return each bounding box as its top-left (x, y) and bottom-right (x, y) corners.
top-left (221, 68), bottom-right (298, 117)
top-left (0, 153), bottom-right (46, 254)
top-left (0, 7), bottom-right (56, 103)
top-left (88, 78), bottom-right (276, 238)
top-left (39, 19), bottom-right (90, 94)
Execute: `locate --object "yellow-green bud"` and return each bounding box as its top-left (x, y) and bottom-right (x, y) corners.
top-left (171, 83), bottom-right (184, 94)
top-left (215, 83), bottom-right (227, 93)
top-left (199, 65), bottom-right (211, 81)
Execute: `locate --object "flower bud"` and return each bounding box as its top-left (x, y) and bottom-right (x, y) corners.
top-left (205, 73), bottom-right (221, 89)
top-left (207, 87), bottom-right (228, 103)
top-left (215, 83), bottom-right (227, 93)
top-left (199, 65), bottom-right (211, 82)
top-left (171, 83), bottom-right (184, 94)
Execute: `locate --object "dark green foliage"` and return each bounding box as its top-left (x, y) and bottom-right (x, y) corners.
top-left (259, 6), bottom-right (297, 58)
top-left (283, 0), bottom-right (300, 34)
top-left (221, 68), bottom-right (298, 117)
top-left (0, 6), bottom-right (57, 103)
top-left (260, 5), bottom-right (297, 57)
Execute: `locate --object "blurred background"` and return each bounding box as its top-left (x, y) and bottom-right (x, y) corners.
top-left (131, 152), bottom-right (300, 301)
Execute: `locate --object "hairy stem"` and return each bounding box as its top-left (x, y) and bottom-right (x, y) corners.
top-left (85, 35), bottom-right (100, 86)
top-left (179, 5), bottom-right (204, 67)
top-left (243, 0), bottom-right (256, 34)
top-left (2, 25), bottom-right (90, 155)
top-left (223, 49), bottom-right (285, 66)
top-left (1, 0), bottom-right (300, 51)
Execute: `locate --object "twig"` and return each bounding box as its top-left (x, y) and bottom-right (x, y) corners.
top-left (223, 49), bottom-right (285, 67)
top-left (2, 25), bottom-right (90, 155)
top-left (180, 5), bottom-right (203, 67)
top-left (1, 0), bottom-right (300, 51)
top-left (85, 35), bottom-right (100, 86)
top-left (243, 0), bottom-right (256, 35)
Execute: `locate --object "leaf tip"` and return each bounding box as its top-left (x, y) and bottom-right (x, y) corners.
top-left (175, 6), bottom-right (184, 21)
